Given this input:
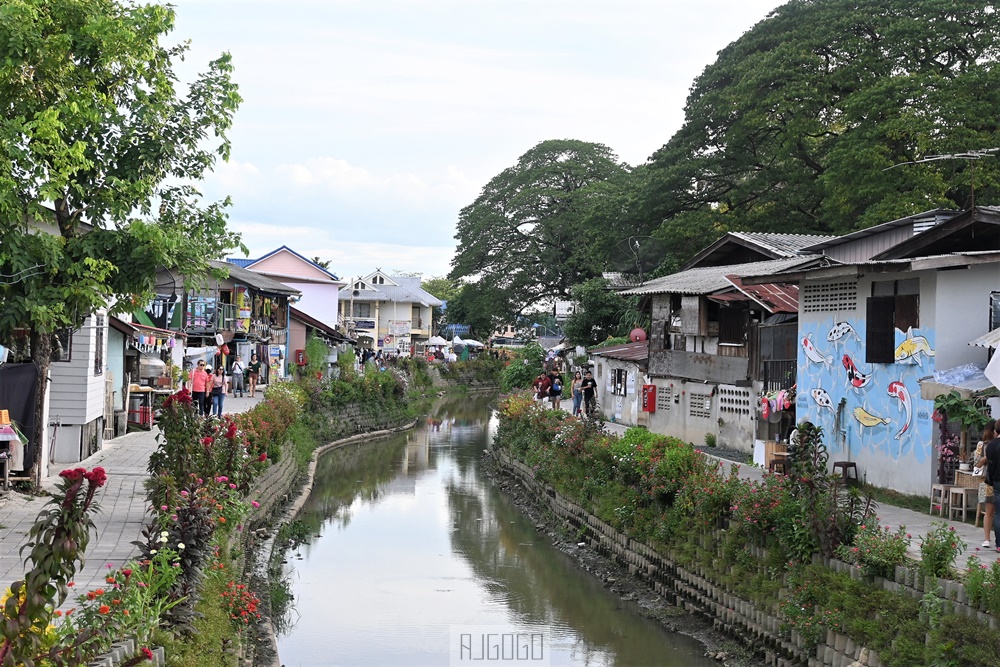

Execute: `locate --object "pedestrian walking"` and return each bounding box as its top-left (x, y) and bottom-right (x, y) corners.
top-left (980, 419), bottom-right (1000, 551)
top-left (570, 371), bottom-right (584, 416)
top-left (247, 354), bottom-right (262, 398)
top-left (532, 372), bottom-right (551, 404)
top-left (210, 366), bottom-right (228, 417)
top-left (580, 370), bottom-right (598, 417)
top-left (191, 360), bottom-right (210, 416)
top-left (230, 355), bottom-right (245, 397)
top-left (549, 370), bottom-right (563, 410)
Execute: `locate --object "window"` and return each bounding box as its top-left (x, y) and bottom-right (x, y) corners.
top-left (372, 275), bottom-right (384, 285)
top-left (53, 328), bottom-right (72, 362)
top-left (718, 307), bottom-right (749, 345)
top-left (94, 315), bottom-right (105, 376)
top-left (611, 369), bottom-right (628, 396)
top-left (866, 280), bottom-right (919, 364)
top-left (353, 303), bottom-right (371, 318)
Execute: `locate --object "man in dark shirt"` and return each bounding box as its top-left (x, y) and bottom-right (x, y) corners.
top-left (982, 420), bottom-right (1000, 551)
top-left (580, 371), bottom-right (598, 416)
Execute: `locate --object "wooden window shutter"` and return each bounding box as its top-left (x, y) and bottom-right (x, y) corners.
top-left (866, 296), bottom-right (895, 364)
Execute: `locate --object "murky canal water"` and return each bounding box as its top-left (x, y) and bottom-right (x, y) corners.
top-left (276, 395), bottom-right (716, 667)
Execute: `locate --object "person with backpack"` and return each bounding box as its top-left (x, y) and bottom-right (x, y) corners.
top-left (580, 370), bottom-right (598, 416)
top-left (549, 370), bottom-right (563, 410)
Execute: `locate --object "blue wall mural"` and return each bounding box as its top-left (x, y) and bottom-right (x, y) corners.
top-left (796, 317), bottom-right (935, 465)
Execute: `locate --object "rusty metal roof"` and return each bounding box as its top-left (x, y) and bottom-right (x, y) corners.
top-left (621, 256), bottom-right (825, 296)
top-left (588, 341), bottom-right (649, 363)
top-left (725, 275), bottom-right (799, 313)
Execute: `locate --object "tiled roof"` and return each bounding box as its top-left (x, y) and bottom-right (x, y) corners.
top-left (588, 341), bottom-right (649, 362)
top-left (226, 258), bottom-right (255, 268)
top-left (621, 257), bottom-right (824, 296)
top-left (340, 276), bottom-right (443, 307)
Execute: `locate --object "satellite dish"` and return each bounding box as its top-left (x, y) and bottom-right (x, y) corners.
top-left (609, 236), bottom-right (667, 282)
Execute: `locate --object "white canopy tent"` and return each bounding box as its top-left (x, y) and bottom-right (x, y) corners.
top-left (427, 335), bottom-right (449, 346)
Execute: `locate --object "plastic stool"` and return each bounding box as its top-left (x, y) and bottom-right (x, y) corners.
top-left (949, 487), bottom-right (978, 522)
top-left (930, 483), bottom-right (954, 516)
top-left (832, 461), bottom-right (859, 487)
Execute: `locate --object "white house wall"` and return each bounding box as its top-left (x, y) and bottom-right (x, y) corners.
top-left (49, 313), bottom-right (108, 425)
top-left (934, 264), bottom-right (1000, 370)
top-left (644, 377), bottom-right (755, 450)
top-left (796, 272), bottom-right (937, 496)
top-left (288, 281), bottom-right (340, 329)
top-left (592, 358), bottom-right (642, 426)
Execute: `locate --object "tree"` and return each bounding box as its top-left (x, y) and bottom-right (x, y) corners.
top-left (0, 0), bottom-right (243, 484)
top-left (311, 256), bottom-right (332, 269)
top-left (562, 278), bottom-right (644, 346)
top-left (444, 283), bottom-right (516, 340)
top-left (449, 139), bottom-right (634, 327)
top-left (643, 0), bottom-right (1000, 265)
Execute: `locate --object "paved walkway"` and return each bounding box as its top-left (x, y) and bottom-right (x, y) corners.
top-left (599, 420), bottom-right (997, 574)
top-left (0, 394), bottom-right (262, 597)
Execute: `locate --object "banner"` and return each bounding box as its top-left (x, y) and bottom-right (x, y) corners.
top-left (389, 320), bottom-right (411, 336)
top-left (234, 285), bottom-right (251, 333)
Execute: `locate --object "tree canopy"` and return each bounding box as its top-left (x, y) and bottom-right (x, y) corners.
top-left (0, 0), bottom-right (243, 479)
top-left (449, 139), bottom-right (636, 327)
top-left (644, 0), bottom-right (1000, 253)
top-left (0, 0), bottom-right (243, 338)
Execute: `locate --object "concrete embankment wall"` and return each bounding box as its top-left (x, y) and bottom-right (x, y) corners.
top-left (493, 448), bottom-right (909, 667)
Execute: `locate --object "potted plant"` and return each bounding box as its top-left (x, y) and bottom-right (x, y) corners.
top-left (933, 391), bottom-right (993, 461)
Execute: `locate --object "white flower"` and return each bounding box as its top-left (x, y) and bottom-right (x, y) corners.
top-left (177, 543), bottom-right (186, 550)
top-left (150, 549), bottom-right (158, 555)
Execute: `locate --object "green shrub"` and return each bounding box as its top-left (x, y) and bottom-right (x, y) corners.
top-left (919, 522), bottom-right (966, 579)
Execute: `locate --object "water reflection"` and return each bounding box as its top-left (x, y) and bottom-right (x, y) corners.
top-left (276, 394), bottom-right (714, 667)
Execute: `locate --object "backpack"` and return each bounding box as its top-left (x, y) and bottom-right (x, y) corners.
top-left (553, 381), bottom-right (561, 392)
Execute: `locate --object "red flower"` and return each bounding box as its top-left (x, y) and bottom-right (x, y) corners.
top-left (98, 605), bottom-right (111, 614)
top-left (85, 467), bottom-right (107, 487)
top-left (141, 647), bottom-right (154, 660)
top-left (122, 569), bottom-right (132, 578)
top-left (201, 436), bottom-right (214, 446)
top-left (59, 468), bottom-right (86, 483)
top-left (258, 452), bottom-right (267, 462)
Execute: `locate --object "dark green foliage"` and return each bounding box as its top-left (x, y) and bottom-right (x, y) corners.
top-left (498, 343), bottom-right (545, 392)
top-left (562, 278), bottom-right (644, 347)
top-left (449, 139), bottom-right (636, 327)
top-left (642, 0), bottom-right (1000, 266)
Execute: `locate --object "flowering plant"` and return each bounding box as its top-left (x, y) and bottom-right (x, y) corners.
top-left (964, 555), bottom-right (1000, 614)
top-left (936, 434), bottom-right (960, 464)
top-left (919, 521), bottom-right (966, 578)
top-left (0, 467), bottom-right (107, 664)
top-left (219, 581), bottom-right (261, 632)
top-left (834, 522), bottom-right (910, 579)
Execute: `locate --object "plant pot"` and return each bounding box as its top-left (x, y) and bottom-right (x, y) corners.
top-left (960, 463), bottom-right (971, 472)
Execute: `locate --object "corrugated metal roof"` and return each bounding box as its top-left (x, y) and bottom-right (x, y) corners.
top-left (588, 341), bottom-right (648, 362)
top-left (340, 280), bottom-right (443, 307)
top-left (800, 209), bottom-right (957, 253)
top-left (212, 261), bottom-right (300, 296)
top-left (730, 232), bottom-right (838, 256)
top-left (621, 256), bottom-right (822, 296)
top-left (725, 275), bottom-right (799, 313)
top-left (969, 327), bottom-right (1000, 349)
top-left (226, 258), bottom-right (255, 268)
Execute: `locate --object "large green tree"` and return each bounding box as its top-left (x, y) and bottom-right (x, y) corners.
top-left (644, 0), bottom-right (1000, 263)
top-left (449, 139), bottom-right (636, 328)
top-left (0, 0), bottom-right (243, 483)
top-left (561, 278), bottom-right (644, 347)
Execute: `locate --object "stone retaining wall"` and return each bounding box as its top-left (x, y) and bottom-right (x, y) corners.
top-left (494, 449), bottom-right (876, 667)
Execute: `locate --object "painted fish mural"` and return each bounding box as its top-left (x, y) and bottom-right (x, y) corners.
top-left (810, 387), bottom-right (836, 412)
top-left (802, 333), bottom-right (834, 369)
top-left (827, 321), bottom-right (862, 344)
top-left (842, 354), bottom-right (874, 392)
top-left (895, 330), bottom-right (935, 367)
top-left (854, 405), bottom-right (891, 430)
top-left (887, 381), bottom-right (912, 444)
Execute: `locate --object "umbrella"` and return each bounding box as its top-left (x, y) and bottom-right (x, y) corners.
top-left (452, 336), bottom-right (465, 346)
top-left (427, 335), bottom-right (449, 346)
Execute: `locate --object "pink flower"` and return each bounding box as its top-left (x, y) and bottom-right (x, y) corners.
top-left (251, 501), bottom-right (260, 508)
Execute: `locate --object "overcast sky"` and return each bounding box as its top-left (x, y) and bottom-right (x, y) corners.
top-left (170, 0), bottom-right (782, 282)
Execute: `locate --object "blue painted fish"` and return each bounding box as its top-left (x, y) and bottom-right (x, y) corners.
top-left (895, 330), bottom-right (935, 367)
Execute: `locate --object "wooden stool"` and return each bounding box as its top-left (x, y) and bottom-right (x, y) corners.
top-left (930, 483), bottom-right (955, 516)
top-left (950, 487), bottom-right (978, 522)
top-left (832, 461), bottom-right (859, 487)
top-left (768, 458), bottom-right (787, 475)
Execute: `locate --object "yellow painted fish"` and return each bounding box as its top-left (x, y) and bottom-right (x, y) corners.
top-left (895, 330), bottom-right (935, 367)
top-left (854, 405), bottom-right (891, 428)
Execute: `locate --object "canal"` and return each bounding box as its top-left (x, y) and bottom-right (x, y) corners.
top-left (275, 394), bottom-right (717, 667)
